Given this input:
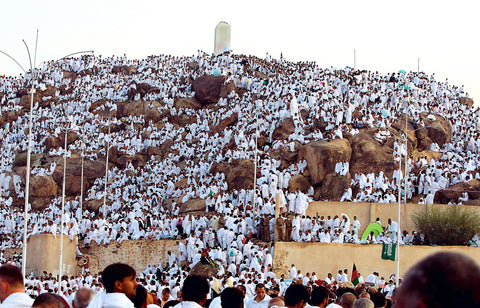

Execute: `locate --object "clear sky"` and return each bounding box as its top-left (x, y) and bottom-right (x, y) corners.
top-left (1, 0), bottom-right (478, 105)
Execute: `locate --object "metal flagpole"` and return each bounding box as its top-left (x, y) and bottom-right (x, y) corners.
top-left (354, 49), bottom-right (356, 70)
top-left (103, 119), bottom-right (110, 216)
top-left (253, 101), bottom-right (259, 213)
top-left (58, 121), bottom-right (68, 294)
top-left (80, 143), bottom-right (84, 223)
top-left (1, 36), bottom-right (93, 277)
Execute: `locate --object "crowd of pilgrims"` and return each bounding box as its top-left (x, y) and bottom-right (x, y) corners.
top-left (0, 49), bottom-right (479, 299)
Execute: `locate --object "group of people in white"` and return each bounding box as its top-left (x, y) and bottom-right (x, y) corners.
top-left (0, 48), bottom-right (479, 306)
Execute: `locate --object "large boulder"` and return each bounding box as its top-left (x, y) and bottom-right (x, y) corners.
top-left (189, 262), bottom-right (218, 279)
top-left (89, 99), bottom-right (117, 117)
top-left (418, 113), bottom-right (452, 147)
top-left (212, 113), bottom-right (238, 134)
top-left (219, 80), bottom-right (237, 98)
top-left (85, 199), bottom-right (104, 212)
top-left (298, 139), bottom-right (352, 186)
top-left (314, 174), bottom-right (351, 201)
top-left (192, 75), bottom-right (225, 105)
top-left (174, 97), bottom-right (202, 110)
top-left (116, 154), bottom-right (147, 169)
top-left (272, 118), bottom-right (295, 140)
top-left (435, 179), bottom-right (480, 204)
top-left (166, 109), bottom-right (197, 126)
top-left (459, 97), bottom-right (474, 107)
top-left (111, 65), bottom-right (137, 75)
top-left (179, 198), bottom-right (206, 215)
top-left (350, 129), bottom-right (396, 179)
top-left (13, 153), bottom-right (43, 167)
top-left (52, 155), bottom-right (107, 191)
top-left (136, 83), bottom-right (151, 99)
top-left (288, 174), bottom-right (310, 192)
top-left (29, 175), bottom-right (57, 197)
top-left (19, 85), bottom-right (58, 110)
top-left (119, 100), bottom-right (163, 123)
top-left (210, 159), bottom-right (254, 190)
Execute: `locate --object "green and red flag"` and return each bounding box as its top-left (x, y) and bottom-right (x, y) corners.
top-left (351, 263), bottom-right (360, 286)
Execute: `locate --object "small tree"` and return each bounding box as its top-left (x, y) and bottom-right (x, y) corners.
top-left (412, 205), bottom-right (480, 246)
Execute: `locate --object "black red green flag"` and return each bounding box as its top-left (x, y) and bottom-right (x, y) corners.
top-left (351, 263), bottom-right (360, 286)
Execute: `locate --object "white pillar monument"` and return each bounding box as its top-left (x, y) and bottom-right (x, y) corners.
top-left (214, 21), bottom-right (231, 55)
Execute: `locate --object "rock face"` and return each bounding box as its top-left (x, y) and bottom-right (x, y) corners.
top-left (210, 159), bottom-right (254, 190)
top-left (118, 100), bottom-right (163, 124)
top-left (314, 174), bottom-right (351, 201)
top-left (349, 130), bottom-right (396, 178)
top-left (298, 139), bottom-right (352, 186)
top-left (212, 112), bottom-right (238, 133)
top-left (189, 262), bottom-right (218, 279)
top-left (20, 86), bottom-right (58, 110)
top-left (174, 97), bottom-right (202, 110)
top-left (179, 198), bottom-right (206, 215)
top-left (419, 113), bottom-right (452, 147)
top-left (435, 179), bottom-right (480, 204)
top-left (272, 118), bottom-right (295, 140)
top-left (192, 75), bottom-right (225, 105)
top-left (288, 174), bottom-right (310, 192)
top-left (459, 97), bottom-right (474, 107)
top-left (29, 176), bottom-right (57, 197)
top-left (52, 155), bottom-right (108, 195)
top-left (111, 65), bottom-right (137, 75)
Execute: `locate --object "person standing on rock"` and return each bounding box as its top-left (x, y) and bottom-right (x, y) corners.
top-left (285, 215), bottom-right (293, 241)
top-left (276, 215), bottom-right (285, 241)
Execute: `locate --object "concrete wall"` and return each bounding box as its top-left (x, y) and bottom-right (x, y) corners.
top-left (83, 240), bottom-right (179, 275)
top-left (26, 234), bottom-right (77, 276)
top-left (306, 202), bottom-right (480, 234)
top-left (273, 242), bottom-right (480, 280)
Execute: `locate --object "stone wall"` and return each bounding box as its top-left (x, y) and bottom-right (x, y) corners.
top-left (306, 202), bottom-right (480, 234)
top-left (273, 242), bottom-right (480, 280)
top-left (82, 240), bottom-right (179, 274)
top-left (26, 234), bottom-right (77, 276)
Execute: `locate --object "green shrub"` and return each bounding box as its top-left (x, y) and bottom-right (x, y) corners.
top-left (412, 205), bottom-right (480, 246)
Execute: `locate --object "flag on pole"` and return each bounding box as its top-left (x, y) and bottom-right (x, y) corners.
top-left (382, 243), bottom-right (396, 261)
top-left (351, 263), bottom-right (360, 286)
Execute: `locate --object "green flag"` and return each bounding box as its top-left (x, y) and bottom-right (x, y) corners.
top-left (382, 243), bottom-right (396, 261)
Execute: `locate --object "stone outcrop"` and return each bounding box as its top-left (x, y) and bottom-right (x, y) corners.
top-left (288, 174), bottom-right (310, 192)
top-left (192, 75), bottom-right (225, 105)
top-left (435, 179), bottom-right (480, 204)
top-left (314, 174), bottom-right (351, 201)
top-left (349, 129), bottom-right (396, 178)
top-left (29, 175), bottom-right (57, 198)
top-left (210, 159), bottom-right (254, 190)
top-left (419, 113), bottom-right (452, 147)
top-left (272, 118), bottom-right (295, 140)
top-left (179, 198), bottom-right (206, 215)
top-left (111, 65), bottom-right (137, 75)
top-left (174, 97), bottom-right (202, 110)
top-left (212, 112), bottom-right (238, 133)
top-left (189, 262), bottom-right (218, 279)
top-left (298, 139), bottom-right (352, 186)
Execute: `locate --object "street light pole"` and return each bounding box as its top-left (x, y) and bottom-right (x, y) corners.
top-left (58, 121), bottom-right (68, 294)
top-left (1, 32), bottom-right (38, 277)
top-left (1, 33), bottom-right (93, 277)
top-left (80, 143), bottom-right (84, 222)
top-left (103, 118), bottom-right (111, 217)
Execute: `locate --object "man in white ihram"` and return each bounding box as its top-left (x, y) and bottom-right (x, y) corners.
top-left (0, 264), bottom-right (33, 308)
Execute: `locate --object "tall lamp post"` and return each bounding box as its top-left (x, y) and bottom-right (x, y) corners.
top-left (1, 32), bottom-right (93, 278)
top-left (1, 31), bottom-right (39, 277)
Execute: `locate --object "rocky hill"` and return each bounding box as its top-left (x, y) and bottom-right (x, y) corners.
top-left (0, 52), bottom-right (479, 214)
